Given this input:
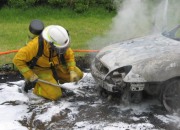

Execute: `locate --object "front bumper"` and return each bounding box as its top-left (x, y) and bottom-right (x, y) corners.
top-left (91, 58), bottom-right (145, 93)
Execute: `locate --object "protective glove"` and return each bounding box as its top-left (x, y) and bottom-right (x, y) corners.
top-left (23, 74), bottom-right (38, 93)
top-left (70, 71), bottom-right (79, 82)
top-left (29, 74), bottom-right (38, 83)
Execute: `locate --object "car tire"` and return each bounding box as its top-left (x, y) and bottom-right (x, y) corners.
top-left (162, 79), bottom-right (180, 113)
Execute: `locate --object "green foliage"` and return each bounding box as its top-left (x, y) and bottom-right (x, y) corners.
top-left (8, 0), bottom-right (37, 8)
top-left (0, 0), bottom-right (8, 8)
top-left (48, 0), bottom-right (67, 8)
top-left (47, 0), bottom-right (113, 13)
top-left (74, 0), bottom-right (89, 13)
top-left (5, 0), bottom-right (116, 13)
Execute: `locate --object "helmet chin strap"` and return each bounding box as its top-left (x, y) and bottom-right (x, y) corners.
top-left (49, 42), bottom-right (55, 50)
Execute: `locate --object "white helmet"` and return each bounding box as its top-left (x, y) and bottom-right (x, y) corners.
top-left (42, 25), bottom-right (70, 53)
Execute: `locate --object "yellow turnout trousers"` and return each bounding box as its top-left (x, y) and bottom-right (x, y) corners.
top-left (32, 66), bottom-right (83, 100)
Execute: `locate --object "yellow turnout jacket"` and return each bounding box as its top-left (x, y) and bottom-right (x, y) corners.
top-left (13, 36), bottom-right (83, 100)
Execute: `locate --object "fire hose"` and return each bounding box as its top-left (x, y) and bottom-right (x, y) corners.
top-left (0, 49), bottom-right (98, 83)
top-left (0, 49), bottom-right (99, 56)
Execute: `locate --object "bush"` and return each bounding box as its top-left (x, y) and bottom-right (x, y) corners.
top-left (74, 0), bottom-right (89, 13)
top-left (8, 0), bottom-right (37, 8)
top-left (5, 0), bottom-right (116, 13)
top-left (48, 0), bottom-right (67, 8)
top-left (0, 0), bottom-right (8, 8)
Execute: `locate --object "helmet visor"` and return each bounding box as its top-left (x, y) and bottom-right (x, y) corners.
top-left (55, 46), bottom-right (69, 54)
top-left (49, 42), bottom-right (69, 54)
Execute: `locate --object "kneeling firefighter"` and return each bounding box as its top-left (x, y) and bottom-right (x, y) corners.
top-left (13, 20), bottom-right (83, 100)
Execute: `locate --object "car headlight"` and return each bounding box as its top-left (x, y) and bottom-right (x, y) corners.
top-left (106, 70), bottom-right (125, 85)
top-left (105, 66), bottom-right (132, 90)
top-left (95, 58), bottom-right (109, 74)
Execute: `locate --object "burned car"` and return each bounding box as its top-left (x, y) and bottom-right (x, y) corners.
top-left (91, 25), bottom-right (180, 113)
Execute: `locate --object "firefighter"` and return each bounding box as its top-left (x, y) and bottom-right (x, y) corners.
top-left (13, 24), bottom-right (83, 100)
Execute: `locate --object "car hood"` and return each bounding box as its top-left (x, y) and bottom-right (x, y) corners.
top-left (96, 34), bottom-right (180, 82)
top-left (97, 34), bottom-right (180, 70)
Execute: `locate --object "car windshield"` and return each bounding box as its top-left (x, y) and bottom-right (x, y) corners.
top-left (162, 25), bottom-right (180, 41)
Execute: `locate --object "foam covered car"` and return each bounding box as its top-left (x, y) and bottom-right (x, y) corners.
top-left (91, 25), bottom-right (180, 113)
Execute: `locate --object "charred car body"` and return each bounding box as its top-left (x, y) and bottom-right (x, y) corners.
top-left (91, 25), bottom-right (180, 113)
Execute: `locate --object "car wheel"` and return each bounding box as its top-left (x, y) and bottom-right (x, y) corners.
top-left (162, 79), bottom-right (180, 113)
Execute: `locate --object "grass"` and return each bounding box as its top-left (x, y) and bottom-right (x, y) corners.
top-left (0, 6), bottom-right (116, 64)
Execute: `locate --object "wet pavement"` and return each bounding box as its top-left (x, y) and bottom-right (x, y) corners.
top-left (15, 73), bottom-right (180, 130)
